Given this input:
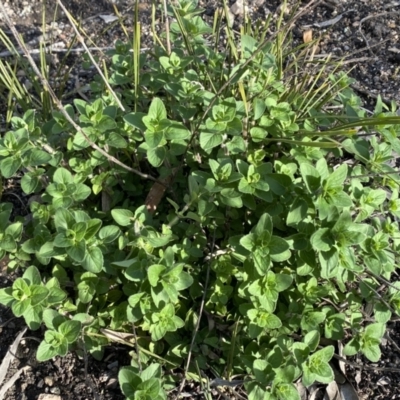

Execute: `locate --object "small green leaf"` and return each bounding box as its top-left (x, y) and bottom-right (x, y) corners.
top-left (99, 225), bottom-right (121, 243)
top-left (36, 342), bottom-right (59, 361)
top-left (325, 164), bottom-right (348, 189)
top-left (300, 164), bottom-right (320, 194)
top-left (311, 228), bottom-right (334, 252)
top-left (58, 320), bottom-right (81, 343)
top-left (148, 97), bottom-right (167, 121)
top-left (111, 209), bottom-right (134, 226)
top-left (199, 131), bottom-right (223, 151)
top-left (82, 246), bottom-right (103, 273)
top-left (148, 264), bottom-right (166, 287)
top-left (53, 167), bottom-right (73, 184)
top-left (145, 131), bottom-right (165, 149)
top-left (1, 157), bottom-right (22, 178)
top-left (67, 240), bottom-right (86, 262)
top-left (147, 147), bottom-right (166, 167)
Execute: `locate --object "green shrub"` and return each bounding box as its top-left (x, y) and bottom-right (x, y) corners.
top-left (1, 1), bottom-right (400, 399)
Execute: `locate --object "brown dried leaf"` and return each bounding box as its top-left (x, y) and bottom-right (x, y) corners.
top-left (303, 29), bottom-right (313, 43)
top-left (325, 381), bottom-right (342, 400)
top-left (337, 341), bottom-right (347, 378)
top-left (295, 380), bottom-right (307, 400)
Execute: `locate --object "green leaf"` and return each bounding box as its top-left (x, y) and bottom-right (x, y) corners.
top-left (111, 209), bottom-right (134, 226)
top-left (107, 132), bottom-right (127, 148)
top-left (148, 97), bottom-right (167, 121)
top-left (82, 246), bottom-right (103, 273)
top-left (58, 320), bottom-right (81, 343)
top-left (301, 311), bottom-right (326, 331)
top-left (36, 342), bottom-right (59, 362)
top-left (311, 228), bottom-right (334, 252)
top-left (145, 131), bottom-right (165, 149)
top-left (123, 112), bottom-right (147, 131)
top-left (254, 213), bottom-right (273, 239)
top-left (307, 345), bottom-right (334, 382)
top-left (23, 265), bottom-right (42, 285)
top-left (269, 236), bottom-right (291, 262)
top-left (0, 288), bottom-right (15, 307)
top-left (147, 147), bottom-right (166, 167)
top-left (1, 157), bottom-right (22, 178)
top-left (319, 248), bottom-right (339, 279)
top-left (240, 233), bottom-right (256, 252)
top-left (364, 322), bottom-right (385, 339)
top-left (84, 219), bottom-right (102, 240)
top-left (253, 359), bottom-right (272, 385)
top-left (67, 240), bottom-right (86, 262)
top-left (325, 313), bottom-right (345, 340)
top-left (53, 167), bottom-right (73, 184)
top-left (199, 131), bottom-right (223, 151)
top-left (274, 383), bottom-right (300, 400)
top-left (30, 285), bottom-right (49, 306)
top-left (287, 198), bottom-right (308, 226)
top-left (343, 338), bottom-right (360, 356)
top-left (275, 274), bottom-right (293, 292)
top-left (238, 178), bottom-right (254, 194)
top-left (148, 265), bottom-right (166, 287)
top-left (300, 164), bottom-right (320, 194)
top-left (165, 121), bottom-right (191, 140)
top-left (99, 225), bottom-right (121, 243)
top-left (325, 164), bottom-right (348, 189)
top-left (253, 98), bottom-right (266, 120)
top-left (303, 332), bottom-right (319, 354)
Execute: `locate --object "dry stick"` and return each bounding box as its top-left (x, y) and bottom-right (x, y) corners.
top-left (174, 229), bottom-right (217, 399)
top-left (0, 46), bottom-right (153, 58)
top-left (365, 269), bottom-right (400, 293)
top-left (162, 0), bottom-right (171, 55)
top-left (55, 0), bottom-right (125, 111)
top-left (132, 323), bottom-right (142, 373)
top-left (358, 11), bottom-right (400, 57)
top-left (0, 2), bottom-right (160, 184)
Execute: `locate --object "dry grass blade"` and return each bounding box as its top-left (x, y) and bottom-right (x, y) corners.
top-left (0, 366), bottom-right (31, 400)
top-left (54, 0), bottom-right (125, 111)
top-left (0, 327), bottom-right (28, 398)
top-left (0, 327), bottom-right (27, 386)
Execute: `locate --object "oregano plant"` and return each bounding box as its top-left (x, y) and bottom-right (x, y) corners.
top-left (1, 0), bottom-right (400, 399)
